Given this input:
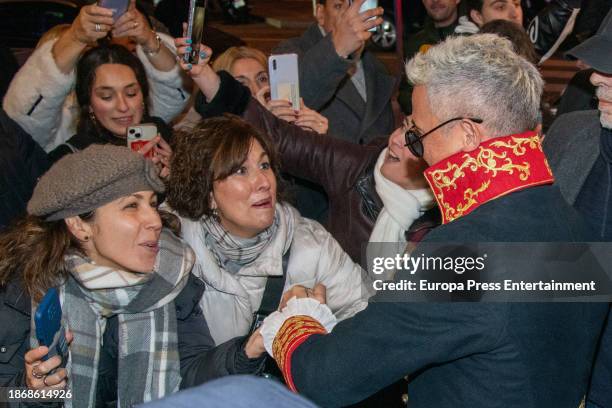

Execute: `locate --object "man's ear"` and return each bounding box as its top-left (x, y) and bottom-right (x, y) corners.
top-left (460, 119), bottom-right (482, 152)
top-left (315, 3), bottom-right (326, 27)
top-left (64, 216), bottom-right (93, 242)
top-left (470, 9), bottom-right (485, 27)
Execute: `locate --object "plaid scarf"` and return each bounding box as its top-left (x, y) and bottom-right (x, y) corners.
top-left (201, 204), bottom-right (287, 273)
top-left (32, 228), bottom-right (194, 408)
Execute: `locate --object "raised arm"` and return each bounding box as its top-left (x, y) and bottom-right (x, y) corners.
top-left (273, 0), bottom-right (383, 110)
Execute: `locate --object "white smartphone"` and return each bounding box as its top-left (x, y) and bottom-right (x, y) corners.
top-left (127, 123), bottom-right (157, 158)
top-left (350, 0), bottom-right (379, 32)
top-left (269, 54), bottom-right (300, 110)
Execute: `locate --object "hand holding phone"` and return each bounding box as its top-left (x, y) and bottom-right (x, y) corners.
top-left (34, 288), bottom-right (69, 370)
top-left (184, 0), bottom-right (208, 64)
top-left (356, 0), bottom-right (379, 32)
top-left (269, 54), bottom-right (300, 110)
top-left (98, 0), bottom-right (129, 22)
top-left (332, 0), bottom-right (382, 57)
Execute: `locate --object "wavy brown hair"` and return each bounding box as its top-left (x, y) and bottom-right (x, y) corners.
top-left (0, 210), bottom-right (180, 302)
top-left (166, 114), bottom-right (283, 220)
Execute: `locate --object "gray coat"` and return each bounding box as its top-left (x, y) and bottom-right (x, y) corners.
top-left (543, 110), bottom-right (602, 204)
top-left (543, 110), bottom-right (611, 408)
top-left (274, 23), bottom-right (396, 144)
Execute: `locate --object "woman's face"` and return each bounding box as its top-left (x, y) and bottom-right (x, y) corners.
top-left (211, 139), bottom-right (277, 238)
top-left (75, 191), bottom-right (162, 273)
top-left (381, 118), bottom-right (429, 189)
top-left (230, 57), bottom-right (270, 96)
top-left (89, 63), bottom-right (144, 137)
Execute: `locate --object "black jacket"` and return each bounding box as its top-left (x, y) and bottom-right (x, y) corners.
top-left (47, 116), bottom-right (172, 165)
top-left (0, 108), bottom-right (49, 230)
top-left (0, 274), bottom-right (265, 407)
top-left (288, 185), bottom-right (609, 407)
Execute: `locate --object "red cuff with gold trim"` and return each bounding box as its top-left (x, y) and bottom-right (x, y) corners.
top-left (272, 315), bottom-right (328, 392)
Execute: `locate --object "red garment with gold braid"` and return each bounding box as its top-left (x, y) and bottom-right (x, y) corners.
top-left (272, 315), bottom-right (327, 391)
top-left (424, 131), bottom-right (555, 224)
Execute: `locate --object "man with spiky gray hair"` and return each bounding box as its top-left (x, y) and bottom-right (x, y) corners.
top-left (257, 33), bottom-right (608, 408)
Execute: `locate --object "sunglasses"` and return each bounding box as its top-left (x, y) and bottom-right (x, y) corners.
top-left (404, 117), bottom-right (483, 158)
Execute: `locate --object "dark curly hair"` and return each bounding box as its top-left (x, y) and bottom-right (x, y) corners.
top-left (166, 114), bottom-right (283, 220)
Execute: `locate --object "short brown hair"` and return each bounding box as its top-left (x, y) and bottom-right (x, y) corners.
top-left (166, 115), bottom-right (282, 220)
top-left (480, 20), bottom-right (539, 64)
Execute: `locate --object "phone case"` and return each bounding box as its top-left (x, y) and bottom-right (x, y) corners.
top-left (98, 0), bottom-right (129, 22)
top-left (35, 288), bottom-right (68, 365)
top-left (127, 123), bottom-right (158, 158)
top-left (269, 54), bottom-right (300, 110)
top-left (184, 0), bottom-right (207, 63)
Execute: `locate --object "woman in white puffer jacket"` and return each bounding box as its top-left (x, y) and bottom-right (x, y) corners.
top-left (2, 1), bottom-right (189, 152)
top-left (166, 115), bottom-right (371, 345)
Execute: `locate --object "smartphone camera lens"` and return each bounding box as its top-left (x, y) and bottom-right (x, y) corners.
top-left (129, 128), bottom-right (136, 134)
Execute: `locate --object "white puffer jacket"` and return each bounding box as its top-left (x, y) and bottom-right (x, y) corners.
top-left (181, 203), bottom-right (371, 345)
top-left (2, 33), bottom-right (190, 152)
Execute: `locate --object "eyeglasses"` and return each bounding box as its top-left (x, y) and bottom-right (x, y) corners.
top-left (404, 117), bottom-right (483, 158)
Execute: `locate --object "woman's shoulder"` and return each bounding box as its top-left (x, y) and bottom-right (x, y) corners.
top-left (281, 203), bottom-right (334, 248)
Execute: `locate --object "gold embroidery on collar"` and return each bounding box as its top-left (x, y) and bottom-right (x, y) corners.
top-left (428, 135), bottom-right (547, 223)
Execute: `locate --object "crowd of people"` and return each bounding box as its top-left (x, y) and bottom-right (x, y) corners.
top-left (0, 0), bottom-right (610, 407)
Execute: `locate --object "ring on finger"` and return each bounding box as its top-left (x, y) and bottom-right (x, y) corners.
top-left (95, 23), bottom-right (101, 32)
top-left (32, 367), bottom-right (45, 379)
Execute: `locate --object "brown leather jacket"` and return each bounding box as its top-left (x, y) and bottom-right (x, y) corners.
top-left (243, 98), bottom-right (384, 264)
top-left (195, 72), bottom-right (440, 264)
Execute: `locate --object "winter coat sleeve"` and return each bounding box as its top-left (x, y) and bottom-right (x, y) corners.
top-left (135, 32), bottom-right (191, 124)
top-left (2, 38), bottom-right (76, 151)
top-left (306, 222), bottom-right (371, 320)
top-left (195, 72), bottom-right (379, 197)
top-left (288, 301), bottom-right (505, 407)
top-left (177, 275), bottom-right (266, 388)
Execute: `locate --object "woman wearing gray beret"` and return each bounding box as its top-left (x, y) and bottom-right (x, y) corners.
top-left (0, 145), bottom-right (266, 407)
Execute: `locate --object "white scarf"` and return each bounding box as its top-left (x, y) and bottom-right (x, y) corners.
top-left (370, 149), bottom-right (434, 243)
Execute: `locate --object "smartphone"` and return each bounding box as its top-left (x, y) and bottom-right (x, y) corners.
top-left (269, 54), bottom-right (300, 110)
top-left (98, 0), bottom-right (129, 22)
top-left (350, 0), bottom-right (379, 32)
top-left (127, 123), bottom-right (158, 158)
top-left (184, 0), bottom-right (208, 64)
top-left (35, 288), bottom-right (69, 369)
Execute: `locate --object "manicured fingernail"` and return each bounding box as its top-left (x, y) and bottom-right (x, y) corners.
top-left (187, 64), bottom-right (192, 70)
top-left (185, 39), bottom-right (192, 44)
top-left (200, 51), bottom-right (207, 59)
top-left (185, 46), bottom-right (192, 53)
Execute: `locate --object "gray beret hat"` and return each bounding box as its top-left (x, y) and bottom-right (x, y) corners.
top-left (28, 145), bottom-right (166, 221)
